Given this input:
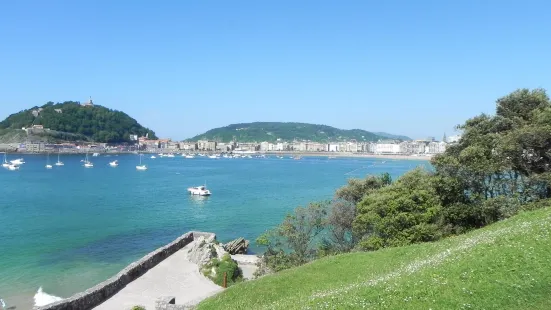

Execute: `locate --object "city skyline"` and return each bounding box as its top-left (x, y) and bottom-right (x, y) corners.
top-left (1, 1), bottom-right (550, 140)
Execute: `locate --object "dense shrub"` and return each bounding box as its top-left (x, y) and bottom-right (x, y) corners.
top-left (353, 168), bottom-right (442, 250)
top-left (202, 254), bottom-right (243, 287)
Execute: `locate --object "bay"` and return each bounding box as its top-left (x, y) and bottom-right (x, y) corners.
top-left (0, 154), bottom-right (428, 308)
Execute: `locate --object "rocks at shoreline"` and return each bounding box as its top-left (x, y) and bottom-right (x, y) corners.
top-left (187, 235), bottom-right (217, 266)
top-left (223, 238), bottom-right (249, 254)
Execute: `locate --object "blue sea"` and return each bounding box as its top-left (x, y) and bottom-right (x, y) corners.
top-left (0, 154), bottom-right (428, 309)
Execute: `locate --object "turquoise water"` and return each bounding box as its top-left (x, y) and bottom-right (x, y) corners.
top-left (0, 154), bottom-right (427, 308)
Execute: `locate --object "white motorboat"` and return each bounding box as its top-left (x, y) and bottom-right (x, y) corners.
top-left (8, 164), bottom-right (19, 170)
top-left (185, 155), bottom-right (194, 159)
top-left (10, 158), bottom-right (25, 165)
top-left (208, 155), bottom-right (218, 159)
top-left (55, 151), bottom-right (64, 166)
top-left (187, 185), bottom-right (211, 196)
top-left (151, 155), bottom-right (156, 159)
top-left (136, 154), bottom-right (147, 170)
top-left (92, 153), bottom-right (100, 157)
top-left (167, 153), bottom-right (175, 158)
top-left (109, 160), bottom-right (119, 167)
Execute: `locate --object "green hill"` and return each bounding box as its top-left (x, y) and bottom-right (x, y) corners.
top-left (0, 101), bottom-right (157, 143)
top-left (199, 206), bottom-right (551, 310)
top-left (188, 122), bottom-right (410, 143)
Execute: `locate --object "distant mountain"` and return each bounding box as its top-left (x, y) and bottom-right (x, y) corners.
top-left (0, 101), bottom-right (157, 143)
top-left (188, 122), bottom-right (409, 143)
top-left (373, 132), bottom-right (412, 141)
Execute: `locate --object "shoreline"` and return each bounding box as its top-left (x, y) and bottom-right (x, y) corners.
top-left (262, 152), bottom-right (432, 161)
top-left (7, 151), bottom-right (433, 161)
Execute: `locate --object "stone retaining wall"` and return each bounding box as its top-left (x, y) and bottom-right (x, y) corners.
top-left (37, 231), bottom-right (214, 310)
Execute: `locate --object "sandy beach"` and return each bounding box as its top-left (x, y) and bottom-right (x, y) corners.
top-left (262, 152), bottom-right (433, 161)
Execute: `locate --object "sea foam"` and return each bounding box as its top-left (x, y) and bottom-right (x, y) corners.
top-left (33, 287), bottom-right (63, 307)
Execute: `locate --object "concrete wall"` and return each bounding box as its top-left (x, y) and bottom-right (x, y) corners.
top-left (36, 231), bottom-right (212, 310)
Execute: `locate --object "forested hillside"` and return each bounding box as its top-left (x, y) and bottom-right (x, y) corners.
top-left (0, 101), bottom-right (157, 143)
top-left (189, 122), bottom-right (410, 143)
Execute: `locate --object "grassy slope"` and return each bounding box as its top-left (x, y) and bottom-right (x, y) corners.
top-left (198, 207), bottom-right (551, 309)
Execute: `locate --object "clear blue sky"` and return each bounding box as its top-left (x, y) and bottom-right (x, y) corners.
top-left (1, 1), bottom-right (550, 140)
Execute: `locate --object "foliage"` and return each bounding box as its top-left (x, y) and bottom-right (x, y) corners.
top-left (322, 199), bottom-right (357, 254)
top-left (198, 206), bottom-right (551, 310)
top-left (201, 253), bottom-right (243, 287)
top-left (255, 202), bottom-right (328, 275)
top-left (0, 101), bottom-right (157, 143)
top-left (432, 88), bottom-right (551, 232)
top-left (353, 168), bottom-right (442, 250)
top-left (131, 306), bottom-right (146, 310)
top-left (188, 122), bottom-right (410, 143)
top-left (335, 173), bottom-right (392, 204)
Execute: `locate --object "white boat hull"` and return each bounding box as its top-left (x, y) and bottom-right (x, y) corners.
top-left (136, 165), bottom-right (147, 170)
top-left (187, 187), bottom-right (211, 196)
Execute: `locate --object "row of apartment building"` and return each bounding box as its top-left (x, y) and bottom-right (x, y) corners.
top-left (138, 137), bottom-right (453, 155)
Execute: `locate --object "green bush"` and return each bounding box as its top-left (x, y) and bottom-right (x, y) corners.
top-left (131, 306), bottom-right (146, 310)
top-left (202, 254), bottom-right (243, 287)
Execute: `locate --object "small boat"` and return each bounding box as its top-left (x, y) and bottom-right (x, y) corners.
top-left (208, 155), bottom-right (218, 159)
top-left (45, 153), bottom-right (53, 169)
top-left (185, 155), bottom-right (195, 159)
top-left (109, 160), bottom-right (119, 167)
top-left (83, 153), bottom-right (93, 168)
top-left (294, 156), bottom-right (302, 160)
top-left (8, 164), bottom-right (19, 170)
top-left (136, 154), bottom-right (147, 170)
top-left (10, 158), bottom-right (25, 165)
top-left (55, 151), bottom-right (64, 166)
top-left (188, 184), bottom-right (211, 196)
top-left (167, 153), bottom-right (175, 158)
top-left (92, 153), bottom-right (100, 157)
top-left (150, 155), bottom-right (156, 159)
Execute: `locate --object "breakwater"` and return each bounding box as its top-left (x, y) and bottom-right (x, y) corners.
top-left (36, 231), bottom-right (215, 310)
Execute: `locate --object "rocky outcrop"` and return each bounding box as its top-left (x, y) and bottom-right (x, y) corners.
top-left (223, 237), bottom-right (249, 254)
top-left (186, 235), bottom-right (218, 266)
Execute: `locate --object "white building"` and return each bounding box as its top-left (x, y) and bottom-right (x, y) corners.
top-left (375, 143), bottom-right (401, 154)
top-left (426, 141), bottom-right (447, 154)
top-left (260, 142), bottom-right (270, 152)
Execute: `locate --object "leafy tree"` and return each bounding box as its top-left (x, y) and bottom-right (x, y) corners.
top-left (353, 168), bottom-right (442, 251)
top-left (335, 173), bottom-right (392, 205)
top-left (432, 88), bottom-right (551, 231)
top-left (255, 202), bottom-right (328, 275)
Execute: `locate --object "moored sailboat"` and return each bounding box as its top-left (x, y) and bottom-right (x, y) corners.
top-left (136, 154), bottom-right (147, 170)
top-left (55, 151), bottom-right (64, 166)
top-left (83, 153), bottom-right (94, 168)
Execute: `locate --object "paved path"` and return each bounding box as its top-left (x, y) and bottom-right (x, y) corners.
top-left (94, 242), bottom-right (223, 310)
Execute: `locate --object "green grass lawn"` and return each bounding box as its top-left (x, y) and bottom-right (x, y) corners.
top-left (198, 207), bottom-right (551, 309)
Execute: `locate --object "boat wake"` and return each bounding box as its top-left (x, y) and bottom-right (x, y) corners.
top-left (34, 287), bottom-right (63, 307)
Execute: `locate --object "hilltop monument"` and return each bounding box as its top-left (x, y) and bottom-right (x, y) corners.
top-left (83, 96), bottom-right (94, 107)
